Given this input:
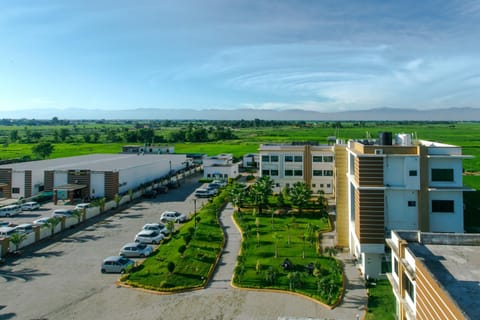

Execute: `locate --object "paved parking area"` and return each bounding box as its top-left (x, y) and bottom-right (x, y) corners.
top-left (0, 175), bottom-right (366, 320)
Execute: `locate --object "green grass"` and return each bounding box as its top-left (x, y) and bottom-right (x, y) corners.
top-left (365, 279), bottom-right (395, 320)
top-left (233, 209), bottom-right (342, 305)
top-left (123, 194), bottom-right (226, 290)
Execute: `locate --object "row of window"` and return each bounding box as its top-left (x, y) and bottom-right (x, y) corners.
top-left (262, 169), bottom-right (334, 177)
top-left (261, 155), bottom-right (334, 163)
top-left (406, 200), bottom-right (455, 213)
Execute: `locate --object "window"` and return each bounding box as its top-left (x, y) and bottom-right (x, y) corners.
top-left (262, 155), bottom-right (270, 162)
top-left (312, 184), bottom-right (316, 188)
top-left (432, 200), bottom-right (454, 213)
top-left (432, 168), bottom-right (454, 182)
top-left (313, 156), bottom-right (322, 162)
top-left (327, 184), bottom-right (331, 188)
top-left (262, 170), bottom-right (270, 176)
top-left (404, 275), bottom-right (415, 302)
top-left (320, 184), bottom-right (324, 188)
top-left (313, 170), bottom-right (323, 176)
top-left (271, 155), bottom-right (279, 162)
top-left (271, 170), bottom-right (279, 176)
top-left (285, 170), bottom-right (293, 176)
top-left (393, 257), bottom-right (398, 276)
top-left (285, 155), bottom-right (293, 162)
top-left (323, 170), bottom-right (333, 176)
top-left (12, 188), bottom-right (20, 194)
top-left (323, 156), bottom-right (334, 162)
top-left (294, 170), bottom-right (303, 176)
top-left (409, 170), bottom-right (417, 176)
top-left (408, 201), bottom-right (416, 207)
top-left (294, 155), bottom-right (303, 162)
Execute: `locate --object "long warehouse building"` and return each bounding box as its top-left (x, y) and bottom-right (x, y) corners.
top-left (0, 153), bottom-right (187, 201)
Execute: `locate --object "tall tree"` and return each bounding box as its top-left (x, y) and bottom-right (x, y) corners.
top-left (249, 176), bottom-right (273, 215)
top-left (228, 182), bottom-right (247, 212)
top-left (289, 182), bottom-right (312, 215)
top-left (32, 142), bottom-right (54, 159)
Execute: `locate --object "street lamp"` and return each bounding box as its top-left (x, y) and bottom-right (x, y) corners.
top-left (193, 198), bottom-right (197, 229)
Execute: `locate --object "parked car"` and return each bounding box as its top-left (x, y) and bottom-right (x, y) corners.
top-left (160, 211), bottom-right (187, 223)
top-left (134, 230), bottom-right (164, 244)
top-left (143, 223), bottom-right (170, 235)
top-left (33, 217), bottom-right (51, 225)
top-left (75, 203), bottom-right (90, 210)
top-left (212, 180), bottom-right (227, 187)
top-left (0, 226), bottom-right (17, 238)
top-left (119, 242), bottom-right (153, 258)
top-left (52, 209), bottom-right (74, 218)
top-left (155, 186), bottom-right (168, 194)
top-left (195, 188), bottom-right (216, 198)
top-left (21, 201), bottom-right (40, 211)
top-left (143, 190), bottom-right (157, 198)
top-left (0, 221), bottom-right (11, 228)
top-left (101, 256), bottom-right (135, 273)
top-left (15, 223), bottom-right (33, 234)
top-left (0, 204), bottom-right (22, 217)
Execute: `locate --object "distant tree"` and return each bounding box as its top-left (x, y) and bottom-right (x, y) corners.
top-left (9, 130), bottom-right (19, 143)
top-left (59, 128), bottom-right (70, 142)
top-left (83, 134), bottom-right (91, 143)
top-left (289, 182), bottom-right (312, 215)
top-left (32, 142), bottom-right (54, 159)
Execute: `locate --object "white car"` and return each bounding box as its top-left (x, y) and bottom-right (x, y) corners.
top-left (15, 223), bottom-right (34, 234)
top-left (75, 203), bottom-right (90, 210)
top-left (134, 230), bottom-right (164, 244)
top-left (119, 242), bottom-right (153, 258)
top-left (143, 223), bottom-right (170, 235)
top-left (33, 217), bottom-right (51, 225)
top-left (160, 211), bottom-right (187, 223)
top-left (101, 256), bottom-right (135, 274)
top-left (195, 188), bottom-right (216, 198)
top-left (21, 201), bottom-right (40, 211)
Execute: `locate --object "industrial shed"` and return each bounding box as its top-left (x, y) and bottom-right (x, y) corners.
top-left (0, 153), bottom-right (187, 201)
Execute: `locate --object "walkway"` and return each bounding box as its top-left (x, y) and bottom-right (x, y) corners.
top-left (207, 203), bottom-right (367, 319)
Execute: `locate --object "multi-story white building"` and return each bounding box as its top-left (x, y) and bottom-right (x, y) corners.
top-left (387, 230), bottom-right (480, 320)
top-left (335, 133), bottom-right (472, 278)
top-left (259, 144), bottom-right (335, 194)
top-left (203, 154), bottom-right (239, 180)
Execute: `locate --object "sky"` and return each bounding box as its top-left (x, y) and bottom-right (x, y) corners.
top-left (1, 0), bottom-right (480, 114)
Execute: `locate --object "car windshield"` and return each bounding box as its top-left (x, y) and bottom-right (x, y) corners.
top-left (118, 258), bottom-right (130, 264)
top-left (137, 243), bottom-right (147, 249)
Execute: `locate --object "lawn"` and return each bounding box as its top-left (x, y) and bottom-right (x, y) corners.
top-left (123, 193), bottom-right (226, 291)
top-left (233, 209), bottom-right (343, 305)
top-left (365, 279), bottom-right (396, 320)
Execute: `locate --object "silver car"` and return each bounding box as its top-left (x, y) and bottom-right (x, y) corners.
top-left (119, 242), bottom-right (153, 258)
top-left (134, 230), bottom-right (164, 244)
top-left (160, 211), bottom-right (187, 223)
top-left (101, 256), bottom-right (135, 274)
top-left (143, 223), bottom-right (170, 235)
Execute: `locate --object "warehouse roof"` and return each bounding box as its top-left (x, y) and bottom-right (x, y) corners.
top-left (0, 154), bottom-right (186, 172)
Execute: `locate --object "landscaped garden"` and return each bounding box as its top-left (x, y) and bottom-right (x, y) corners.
top-left (229, 177), bottom-right (344, 306)
top-left (121, 192), bottom-right (227, 291)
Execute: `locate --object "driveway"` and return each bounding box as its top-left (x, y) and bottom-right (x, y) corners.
top-left (0, 178), bottom-right (366, 320)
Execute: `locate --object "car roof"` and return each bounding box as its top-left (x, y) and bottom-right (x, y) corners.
top-left (16, 223), bottom-right (33, 228)
top-left (104, 256), bottom-right (124, 262)
top-left (144, 223), bottom-right (160, 227)
top-left (122, 242), bottom-right (141, 248)
top-left (24, 201), bottom-right (38, 204)
top-left (137, 230), bottom-right (156, 235)
top-left (0, 226), bottom-right (16, 232)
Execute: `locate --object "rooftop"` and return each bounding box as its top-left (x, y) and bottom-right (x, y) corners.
top-left (0, 154), bottom-right (186, 172)
top-left (395, 231), bottom-right (480, 319)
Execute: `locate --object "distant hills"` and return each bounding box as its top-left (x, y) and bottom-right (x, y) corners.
top-left (2, 107), bottom-right (480, 121)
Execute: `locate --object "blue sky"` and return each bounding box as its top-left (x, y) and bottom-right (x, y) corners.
top-left (1, 0), bottom-right (480, 113)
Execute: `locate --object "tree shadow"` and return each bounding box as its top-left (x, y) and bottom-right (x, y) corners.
top-left (118, 213), bottom-right (143, 219)
top-left (24, 250), bottom-right (64, 259)
top-left (61, 234), bottom-right (103, 243)
top-left (0, 267), bottom-right (49, 282)
top-left (0, 312), bottom-right (17, 320)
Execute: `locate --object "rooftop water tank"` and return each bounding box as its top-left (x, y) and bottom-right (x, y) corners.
top-left (379, 132), bottom-right (393, 146)
top-left (395, 133), bottom-right (412, 146)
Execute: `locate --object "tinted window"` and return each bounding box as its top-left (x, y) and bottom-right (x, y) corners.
top-left (432, 200), bottom-right (454, 213)
top-left (432, 169), bottom-right (454, 182)
top-left (313, 156), bottom-right (322, 162)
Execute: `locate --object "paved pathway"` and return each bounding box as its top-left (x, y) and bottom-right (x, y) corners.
top-left (207, 203), bottom-right (367, 320)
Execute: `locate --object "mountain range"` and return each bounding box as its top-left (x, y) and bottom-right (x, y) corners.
top-left (2, 107), bottom-right (480, 121)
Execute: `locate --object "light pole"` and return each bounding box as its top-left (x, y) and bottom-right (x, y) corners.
top-left (193, 198), bottom-right (197, 229)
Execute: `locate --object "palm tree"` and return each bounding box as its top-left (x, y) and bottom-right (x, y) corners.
top-left (272, 232), bottom-right (280, 258)
top-left (43, 217), bottom-right (62, 237)
top-left (166, 220), bottom-right (175, 236)
top-left (9, 232), bottom-right (27, 253)
top-left (114, 193), bottom-right (122, 208)
top-left (289, 182), bottom-right (312, 215)
top-left (287, 271), bottom-right (302, 291)
top-left (317, 190), bottom-right (329, 217)
top-left (228, 182), bottom-right (247, 212)
top-left (249, 176), bottom-right (273, 215)
top-left (98, 197), bottom-right (106, 213)
top-left (71, 209), bottom-right (83, 225)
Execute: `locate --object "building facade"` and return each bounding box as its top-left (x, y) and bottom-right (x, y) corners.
top-left (0, 154), bottom-right (187, 201)
top-left (259, 144), bottom-right (335, 194)
top-left (203, 154), bottom-right (239, 180)
top-left (387, 230), bottom-right (479, 320)
top-left (336, 133), bottom-right (472, 278)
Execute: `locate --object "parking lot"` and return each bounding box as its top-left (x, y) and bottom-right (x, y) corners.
top-left (0, 175), bottom-right (206, 319)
